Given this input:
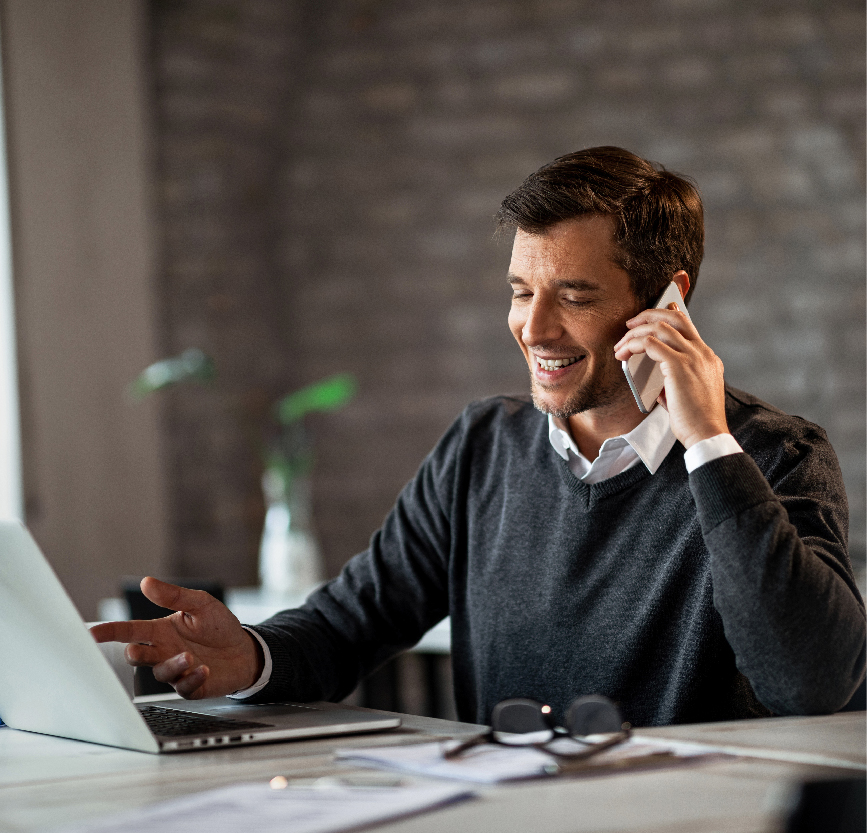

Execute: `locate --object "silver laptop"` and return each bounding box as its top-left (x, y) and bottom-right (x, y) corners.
top-left (0, 520), bottom-right (400, 753)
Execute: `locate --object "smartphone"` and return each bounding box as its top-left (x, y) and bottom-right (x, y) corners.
top-left (622, 282), bottom-right (692, 414)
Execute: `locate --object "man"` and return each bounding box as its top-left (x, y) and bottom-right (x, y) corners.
top-left (92, 147), bottom-right (866, 727)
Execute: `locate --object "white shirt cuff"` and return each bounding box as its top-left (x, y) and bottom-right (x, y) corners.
top-left (227, 626), bottom-right (273, 699)
top-left (683, 433), bottom-right (743, 473)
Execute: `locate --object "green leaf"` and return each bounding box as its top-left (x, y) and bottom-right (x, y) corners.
top-left (129, 348), bottom-right (215, 399)
top-left (277, 373), bottom-right (357, 425)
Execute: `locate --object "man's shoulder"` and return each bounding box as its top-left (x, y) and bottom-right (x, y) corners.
top-left (724, 385), bottom-right (828, 442)
top-left (723, 385), bottom-right (835, 475)
top-left (453, 394), bottom-right (543, 442)
top-left (463, 393), bottom-right (535, 421)
top-left (424, 394), bottom-right (544, 473)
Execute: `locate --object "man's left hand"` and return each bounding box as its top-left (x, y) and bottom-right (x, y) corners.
top-left (613, 307), bottom-right (728, 449)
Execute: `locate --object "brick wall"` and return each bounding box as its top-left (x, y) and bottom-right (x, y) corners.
top-left (149, 0), bottom-right (865, 585)
top-left (150, 0), bottom-right (300, 580)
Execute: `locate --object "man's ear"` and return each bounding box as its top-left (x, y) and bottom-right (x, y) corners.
top-left (672, 270), bottom-right (690, 301)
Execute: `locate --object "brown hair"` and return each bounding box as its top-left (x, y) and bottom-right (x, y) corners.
top-left (496, 147), bottom-right (704, 307)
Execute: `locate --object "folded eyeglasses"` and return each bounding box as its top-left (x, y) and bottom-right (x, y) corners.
top-left (444, 695), bottom-right (631, 764)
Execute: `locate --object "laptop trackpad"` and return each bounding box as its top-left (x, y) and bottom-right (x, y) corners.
top-left (190, 701), bottom-right (347, 727)
top-left (207, 702), bottom-right (321, 719)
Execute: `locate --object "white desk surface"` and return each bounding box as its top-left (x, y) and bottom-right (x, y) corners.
top-left (1, 702), bottom-right (863, 833)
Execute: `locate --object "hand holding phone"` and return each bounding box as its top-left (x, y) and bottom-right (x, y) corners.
top-left (621, 282), bottom-right (692, 414)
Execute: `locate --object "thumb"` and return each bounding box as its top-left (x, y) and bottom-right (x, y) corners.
top-left (140, 577), bottom-right (214, 615)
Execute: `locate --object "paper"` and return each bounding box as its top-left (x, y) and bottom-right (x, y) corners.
top-left (336, 735), bottom-right (726, 783)
top-left (57, 782), bottom-right (475, 833)
top-left (337, 740), bottom-right (558, 783)
top-left (556, 735), bottom-right (727, 770)
top-left (635, 734), bottom-right (867, 772)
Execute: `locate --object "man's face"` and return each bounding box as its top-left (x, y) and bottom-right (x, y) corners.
top-left (507, 215), bottom-right (642, 419)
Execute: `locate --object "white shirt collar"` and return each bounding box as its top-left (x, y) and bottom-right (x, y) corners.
top-left (547, 404), bottom-right (676, 480)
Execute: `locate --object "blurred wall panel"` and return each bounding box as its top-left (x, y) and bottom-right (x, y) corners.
top-left (272, 0), bottom-right (865, 573)
top-left (148, 0), bottom-right (299, 585)
top-left (150, 0), bottom-right (863, 584)
top-left (2, 0), bottom-right (169, 618)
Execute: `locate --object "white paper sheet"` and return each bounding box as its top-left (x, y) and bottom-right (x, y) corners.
top-left (336, 735), bottom-right (727, 783)
top-left (337, 740), bottom-right (558, 783)
top-left (56, 782), bottom-right (476, 833)
top-left (635, 734), bottom-right (867, 772)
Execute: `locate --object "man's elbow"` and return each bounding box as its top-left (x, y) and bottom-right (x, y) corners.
top-left (758, 658), bottom-right (867, 717)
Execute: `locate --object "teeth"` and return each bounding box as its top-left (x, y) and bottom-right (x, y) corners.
top-left (537, 356), bottom-right (579, 371)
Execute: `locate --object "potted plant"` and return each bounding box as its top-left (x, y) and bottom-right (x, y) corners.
top-left (131, 351), bottom-right (356, 598)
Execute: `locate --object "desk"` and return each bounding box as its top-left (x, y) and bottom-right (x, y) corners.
top-left (1, 705), bottom-right (863, 832)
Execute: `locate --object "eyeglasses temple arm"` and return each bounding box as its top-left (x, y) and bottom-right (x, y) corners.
top-left (550, 730), bottom-right (631, 763)
top-left (442, 731), bottom-right (492, 759)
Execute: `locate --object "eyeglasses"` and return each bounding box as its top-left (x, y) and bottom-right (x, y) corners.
top-left (443, 695), bottom-right (631, 764)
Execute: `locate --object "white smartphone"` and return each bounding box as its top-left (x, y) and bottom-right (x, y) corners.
top-left (622, 281), bottom-right (692, 414)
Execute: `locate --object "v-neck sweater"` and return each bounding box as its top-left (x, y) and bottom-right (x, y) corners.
top-left (250, 386), bottom-right (866, 727)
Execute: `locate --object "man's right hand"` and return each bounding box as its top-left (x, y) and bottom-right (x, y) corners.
top-left (89, 577), bottom-right (264, 700)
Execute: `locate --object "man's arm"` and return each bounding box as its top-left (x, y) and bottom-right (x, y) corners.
top-left (615, 304), bottom-right (866, 714)
top-left (92, 408), bottom-right (465, 703)
top-left (690, 437), bottom-right (865, 714)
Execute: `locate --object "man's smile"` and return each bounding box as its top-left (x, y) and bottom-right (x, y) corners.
top-left (532, 353), bottom-right (586, 380)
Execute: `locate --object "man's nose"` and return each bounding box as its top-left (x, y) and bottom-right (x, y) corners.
top-left (522, 297), bottom-right (563, 346)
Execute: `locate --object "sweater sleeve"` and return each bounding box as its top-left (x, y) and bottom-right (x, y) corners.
top-left (689, 440), bottom-right (866, 716)
top-left (243, 410), bottom-right (467, 704)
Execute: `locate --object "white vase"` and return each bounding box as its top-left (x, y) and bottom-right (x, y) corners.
top-left (258, 469), bottom-right (324, 598)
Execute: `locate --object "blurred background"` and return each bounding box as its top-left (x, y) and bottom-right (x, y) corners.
top-left (0, 0), bottom-right (863, 626)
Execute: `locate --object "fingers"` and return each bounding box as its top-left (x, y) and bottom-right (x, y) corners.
top-left (170, 664), bottom-right (210, 700)
top-left (140, 576), bottom-right (215, 616)
top-left (89, 622), bottom-right (116, 643)
top-left (124, 642), bottom-right (172, 667)
top-left (150, 651), bottom-right (193, 681)
top-left (617, 315), bottom-right (689, 346)
top-left (626, 306), bottom-right (697, 337)
top-left (90, 619), bottom-right (156, 645)
top-left (91, 579), bottom-right (216, 644)
top-left (614, 327), bottom-right (682, 363)
top-left (615, 309), bottom-right (700, 362)
top-left (131, 647), bottom-right (210, 700)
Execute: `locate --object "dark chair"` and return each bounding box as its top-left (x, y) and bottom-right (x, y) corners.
top-left (784, 778), bottom-right (865, 833)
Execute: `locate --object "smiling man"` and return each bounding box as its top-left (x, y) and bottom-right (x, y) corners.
top-left (509, 215), bottom-right (645, 423)
top-left (93, 148), bottom-right (866, 727)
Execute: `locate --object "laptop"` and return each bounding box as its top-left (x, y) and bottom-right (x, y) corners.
top-left (0, 519), bottom-right (400, 753)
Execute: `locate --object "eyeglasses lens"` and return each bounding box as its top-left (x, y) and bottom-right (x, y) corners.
top-left (490, 698), bottom-right (556, 744)
top-left (565, 695), bottom-right (624, 736)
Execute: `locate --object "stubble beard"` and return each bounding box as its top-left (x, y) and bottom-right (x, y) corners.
top-left (529, 361), bottom-right (628, 419)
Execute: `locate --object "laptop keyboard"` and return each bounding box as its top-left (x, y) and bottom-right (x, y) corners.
top-left (139, 705), bottom-right (274, 737)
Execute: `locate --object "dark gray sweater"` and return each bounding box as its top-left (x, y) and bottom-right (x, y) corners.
top-left (250, 386), bottom-right (866, 727)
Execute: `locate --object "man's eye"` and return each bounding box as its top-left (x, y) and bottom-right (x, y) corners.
top-left (564, 297), bottom-right (592, 306)
top-left (511, 291), bottom-right (531, 300)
